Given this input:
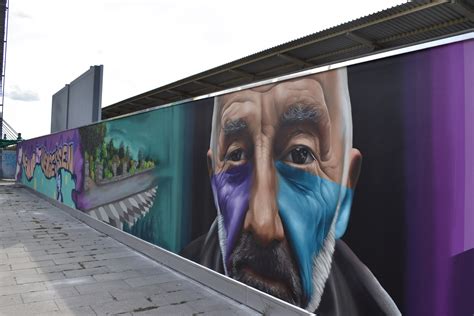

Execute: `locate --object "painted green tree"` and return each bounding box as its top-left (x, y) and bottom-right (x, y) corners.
top-left (79, 124), bottom-right (106, 182)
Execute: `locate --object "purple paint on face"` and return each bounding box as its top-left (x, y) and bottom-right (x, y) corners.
top-left (211, 163), bottom-right (252, 268)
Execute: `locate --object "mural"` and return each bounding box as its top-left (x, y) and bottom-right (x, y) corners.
top-left (191, 68), bottom-right (360, 312)
top-left (16, 129), bottom-right (83, 208)
top-left (76, 123), bottom-right (158, 231)
top-left (15, 38), bottom-right (474, 315)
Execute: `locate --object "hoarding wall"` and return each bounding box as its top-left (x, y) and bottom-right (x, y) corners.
top-left (1, 149), bottom-right (17, 179)
top-left (15, 39), bottom-right (474, 315)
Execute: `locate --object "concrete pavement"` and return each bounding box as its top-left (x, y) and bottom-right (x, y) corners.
top-left (0, 182), bottom-right (260, 316)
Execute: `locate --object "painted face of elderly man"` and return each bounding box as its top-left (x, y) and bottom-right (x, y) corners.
top-left (207, 68), bottom-right (363, 309)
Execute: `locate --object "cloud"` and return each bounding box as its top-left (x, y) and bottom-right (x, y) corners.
top-left (6, 86), bottom-right (40, 102)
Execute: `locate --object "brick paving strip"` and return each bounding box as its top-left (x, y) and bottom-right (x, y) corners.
top-left (0, 182), bottom-right (260, 316)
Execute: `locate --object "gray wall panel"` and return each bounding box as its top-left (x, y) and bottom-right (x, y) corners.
top-left (51, 85), bottom-right (69, 133)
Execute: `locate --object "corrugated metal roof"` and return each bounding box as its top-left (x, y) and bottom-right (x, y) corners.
top-left (102, 0), bottom-right (474, 119)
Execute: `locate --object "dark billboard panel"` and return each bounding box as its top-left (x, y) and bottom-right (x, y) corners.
top-left (16, 38), bottom-right (474, 315)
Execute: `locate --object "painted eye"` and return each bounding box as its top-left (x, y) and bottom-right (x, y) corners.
top-left (285, 146), bottom-right (315, 165)
top-left (226, 148), bottom-right (246, 162)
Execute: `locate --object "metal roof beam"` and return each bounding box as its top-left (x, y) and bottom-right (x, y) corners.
top-left (228, 69), bottom-right (256, 81)
top-left (128, 101), bottom-right (143, 107)
top-left (194, 80), bottom-right (223, 90)
top-left (166, 89), bottom-right (193, 98)
top-left (215, 1), bottom-right (447, 72)
top-left (306, 44), bottom-right (365, 62)
top-left (121, 106), bottom-right (138, 114)
top-left (127, 101), bottom-right (150, 109)
top-left (186, 86), bottom-right (211, 96)
top-left (450, 1), bottom-right (474, 22)
top-left (345, 32), bottom-right (380, 50)
top-left (276, 53), bottom-right (313, 67)
top-left (102, 107), bottom-right (119, 114)
top-left (143, 96), bottom-right (167, 103)
top-left (377, 16), bottom-right (469, 44)
top-left (102, 109), bottom-right (120, 118)
top-left (255, 63), bottom-right (300, 78)
top-left (218, 76), bottom-right (255, 88)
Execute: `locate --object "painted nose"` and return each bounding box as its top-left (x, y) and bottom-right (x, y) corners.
top-left (243, 156), bottom-right (285, 246)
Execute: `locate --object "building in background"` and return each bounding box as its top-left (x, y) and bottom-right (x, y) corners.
top-left (51, 65), bottom-right (103, 133)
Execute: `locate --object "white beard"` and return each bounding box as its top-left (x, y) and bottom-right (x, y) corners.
top-left (216, 212), bottom-right (229, 275)
top-left (305, 222), bottom-right (336, 311)
top-left (217, 207), bottom-right (337, 311)
top-left (216, 206), bottom-right (337, 311)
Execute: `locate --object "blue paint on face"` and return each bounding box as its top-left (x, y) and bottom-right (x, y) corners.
top-left (276, 161), bottom-right (351, 301)
top-left (212, 160), bottom-right (353, 302)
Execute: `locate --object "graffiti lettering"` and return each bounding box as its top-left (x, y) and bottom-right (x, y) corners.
top-left (22, 144), bottom-right (74, 180)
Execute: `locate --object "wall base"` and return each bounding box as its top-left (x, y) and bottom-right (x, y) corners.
top-left (21, 185), bottom-right (312, 316)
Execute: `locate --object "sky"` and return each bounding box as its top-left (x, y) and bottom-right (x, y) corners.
top-left (3, 0), bottom-right (405, 139)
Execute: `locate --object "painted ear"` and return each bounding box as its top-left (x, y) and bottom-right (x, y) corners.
top-left (207, 149), bottom-right (214, 177)
top-left (335, 148), bottom-right (362, 239)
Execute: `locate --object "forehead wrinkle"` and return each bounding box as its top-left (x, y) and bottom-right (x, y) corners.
top-left (268, 78), bottom-right (330, 128)
top-left (271, 78), bottom-right (326, 108)
top-left (218, 89), bottom-right (261, 114)
top-left (220, 99), bottom-right (260, 133)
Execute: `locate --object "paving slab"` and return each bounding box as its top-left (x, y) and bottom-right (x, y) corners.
top-left (0, 182), bottom-right (260, 315)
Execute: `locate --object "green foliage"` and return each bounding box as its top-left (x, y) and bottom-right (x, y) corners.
top-left (118, 141), bottom-right (125, 159)
top-left (107, 139), bottom-right (116, 158)
top-left (112, 154), bottom-right (120, 164)
top-left (129, 160), bottom-right (136, 175)
top-left (79, 124), bottom-right (106, 157)
top-left (125, 146), bottom-right (130, 160)
top-left (104, 169), bottom-right (113, 179)
top-left (102, 160), bottom-right (107, 174)
top-left (89, 158), bottom-right (94, 180)
top-left (91, 137), bottom-right (157, 181)
top-left (101, 143), bottom-right (107, 161)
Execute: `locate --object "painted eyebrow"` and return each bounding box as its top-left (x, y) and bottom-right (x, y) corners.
top-left (223, 118), bottom-right (248, 136)
top-left (280, 103), bottom-right (324, 125)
